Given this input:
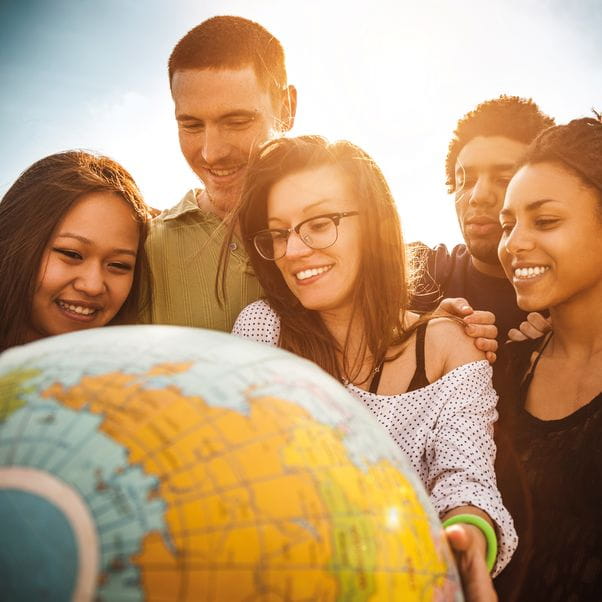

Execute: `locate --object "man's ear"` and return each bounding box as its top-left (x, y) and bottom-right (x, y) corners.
top-left (280, 84), bottom-right (297, 132)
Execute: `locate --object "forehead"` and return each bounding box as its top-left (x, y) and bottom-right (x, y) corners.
top-left (268, 165), bottom-right (355, 216)
top-left (504, 162), bottom-right (594, 211)
top-left (171, 65), bottom-right (275, 118)
top-left (456, 135), bottom-right (528, 173)
top-left (56, 192), bottom-right (138, 241)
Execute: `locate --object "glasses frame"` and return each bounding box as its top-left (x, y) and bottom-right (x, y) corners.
top-left (252, 211), bottom-right (360, 261)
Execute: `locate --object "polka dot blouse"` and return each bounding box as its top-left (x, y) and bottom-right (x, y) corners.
top-left (233, 300), bottom-right (517, 575)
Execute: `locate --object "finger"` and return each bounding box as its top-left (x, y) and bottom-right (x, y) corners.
top-left (463, 310), bottom-right (495, 325)
top-left (473, 336), bottom-right (498, 353)
top-left (527, 312), bottom-right (552, 333)
top-left (506, 327), bottom-right (528, 342)
top-left (438, 297), bottom-right (473, 317)
top-left (519, 320), bottom-right (547, 340)
top-left (465, 323), bottom-right (498, 342)
top-left (485, 351), bottom-right (497, 364)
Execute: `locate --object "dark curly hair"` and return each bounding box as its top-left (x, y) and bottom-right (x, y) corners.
top-left (516, 115), bottom-right (602, 214)
top-left (446, 96), bottom-right (555, 192)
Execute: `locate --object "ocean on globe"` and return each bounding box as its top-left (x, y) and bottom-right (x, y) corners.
top-left (0, 325), bottom-right (464, 602)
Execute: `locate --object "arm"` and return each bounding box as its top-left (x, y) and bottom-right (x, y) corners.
top-left (424, 320), bottom-right (517, 579)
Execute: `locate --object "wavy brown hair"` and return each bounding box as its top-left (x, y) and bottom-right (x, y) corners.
top-left (223, 135), bottom-right (429, 383)
top-left (0, 150), bottom-right (152, 352)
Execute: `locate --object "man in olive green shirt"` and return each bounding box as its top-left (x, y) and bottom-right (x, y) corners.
top-left (145, 16), bottom-right (297, 330)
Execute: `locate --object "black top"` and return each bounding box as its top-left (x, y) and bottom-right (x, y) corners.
top-left (369, 323), bottom-right (429, 394)
top-left (493, 338), bottom-right (602, 602)
top-left (410, 243), bottom-right (528, 346)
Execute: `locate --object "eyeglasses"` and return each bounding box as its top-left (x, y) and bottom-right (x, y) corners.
top-left (252, 211), bottom-right (360, 260)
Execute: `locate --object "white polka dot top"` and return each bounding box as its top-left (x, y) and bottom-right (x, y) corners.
top-left (233, 299), bottom-right (517, 575)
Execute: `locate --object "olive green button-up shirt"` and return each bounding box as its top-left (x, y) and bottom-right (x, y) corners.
top-left (144, 190), bottom-right (262, 332)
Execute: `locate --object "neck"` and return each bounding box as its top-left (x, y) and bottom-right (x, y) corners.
top-left (196, 189), bottom-right (230, 221)
top-left (470, 255), bottom-right (507, 278)
top-left (546, 287), bottom-right (602, 358)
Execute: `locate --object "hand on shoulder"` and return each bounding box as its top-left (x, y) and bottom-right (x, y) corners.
top-left (424, 315), bottom-right (488, 380)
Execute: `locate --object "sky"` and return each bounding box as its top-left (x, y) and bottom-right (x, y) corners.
top-left (1, 0), bottom-right (601, 246)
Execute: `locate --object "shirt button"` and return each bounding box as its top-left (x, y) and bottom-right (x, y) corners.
top-left (229, 242), bottom-right (238, 252)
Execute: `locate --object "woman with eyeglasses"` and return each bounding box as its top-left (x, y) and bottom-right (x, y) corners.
top-left (493, 117), bottom-right (602, 602)
top-left (227, 135), bottom-right (515, 600)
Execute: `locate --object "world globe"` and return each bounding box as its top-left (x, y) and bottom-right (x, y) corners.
top-left (0, 325), bottom-right (463, 601)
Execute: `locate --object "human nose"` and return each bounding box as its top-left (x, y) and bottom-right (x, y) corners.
top-left (73, 263), bottom-right (106, 296)
top-left (502, 223), bottom-right (534, 256)
top-left (283, 230), bottom-right (313, 259)
top-left (201, 125), bottom-right (230, 165)
top-left (468, 176), bottom-right (496, 207)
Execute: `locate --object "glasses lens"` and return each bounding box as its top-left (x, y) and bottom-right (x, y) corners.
top-left (298, 216), bottom-right (337, 249)
top-left (254, 231), bottom-right (285, 260)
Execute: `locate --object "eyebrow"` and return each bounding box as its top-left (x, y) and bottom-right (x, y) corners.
top-left (500, 198), bottom-right (560, 217)
top-left (456, 163), bottom-right (517, 174)
top-left (176, 109), bottom-right (258, 122)
top-left (267, 199), bottom-right (341, 225)
top-left (55, 233), bottom-right (137, 256)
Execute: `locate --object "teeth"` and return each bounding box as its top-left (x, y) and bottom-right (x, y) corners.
top-left (514, 266), bottom-right (549, 279)
top-left (58, 301), bottom-right (97, 315)
top-left (209, 166), bottom-right (242, 177)
top-left (296, 266), bottom-right (332, 281)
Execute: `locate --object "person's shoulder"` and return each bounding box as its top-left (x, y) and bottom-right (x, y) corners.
top-left (232, 299), bottom-right (280, 345)
top-left (151, 190), bottom-right (201, 225)
top-left (425, 315), bottom-right (486, 375)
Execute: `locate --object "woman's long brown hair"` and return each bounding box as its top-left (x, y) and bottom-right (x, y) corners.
top-left (0, 150), bottom-right (152, 352)
top-left (221, 135), bottom-right (430, 383)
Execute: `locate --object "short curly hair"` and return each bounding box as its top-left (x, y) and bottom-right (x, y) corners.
top-left (446, 95), bottom-right (555, 192)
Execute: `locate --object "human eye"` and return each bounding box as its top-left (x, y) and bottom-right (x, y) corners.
top-left (499, 220), bottom-right (515, 235)
top-left (179, 121), bottom-right (204, 133)
top-left (108, 260), bottom-right (134, 272)
top-left (53, 247), bottom-right (82, 261)
top-left (223, 115), bottom-right (255, 130)
top-left (534, 217), bottom-right (560, 229)
top-left (307, 216), bottom-right (333, 233)
top-left (496, 175), bottom-right (513, 187)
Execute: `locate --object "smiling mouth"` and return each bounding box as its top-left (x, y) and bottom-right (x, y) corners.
top-left (513, 266), bottom-right (550, 279)
top-left (295, 266), bottom-right (333, 281)
top-left (57, 300), bottom-right (99, 316)
top-left (205, 165), bottom-right (245, 178)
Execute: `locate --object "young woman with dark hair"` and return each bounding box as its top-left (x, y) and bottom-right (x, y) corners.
top-left (229, 135), bottom-right (516, 600)
top-left (0, 150), bottom-right (152, 352)
top-left (494, 117), bottom-right (602, 601)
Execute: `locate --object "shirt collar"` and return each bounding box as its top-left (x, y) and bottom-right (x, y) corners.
top-left (161, 189), bottom-right (204, 222)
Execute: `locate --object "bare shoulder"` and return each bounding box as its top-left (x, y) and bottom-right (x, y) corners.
top-left (425, 316), bottom-right (486, 376)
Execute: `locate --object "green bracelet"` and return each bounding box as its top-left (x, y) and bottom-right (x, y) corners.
top-left (442, 513), bottom-right (498, 573)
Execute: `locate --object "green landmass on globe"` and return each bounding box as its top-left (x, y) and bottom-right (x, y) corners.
top-left (0, 325), bottom-right (463, 601)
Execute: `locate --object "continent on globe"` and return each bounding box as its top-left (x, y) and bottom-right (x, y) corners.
top-left (0, 326), bottom-right (464, 601)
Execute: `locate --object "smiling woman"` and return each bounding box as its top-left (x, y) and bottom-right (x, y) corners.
top-left (494, 116), bottom-right (602, 601)
top-left (0, 151), bottom-right (152, 353)
top-left (228, 134), bottom-right (518, 601)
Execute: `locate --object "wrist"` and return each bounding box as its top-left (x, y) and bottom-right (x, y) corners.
top-left (442, 513), bottom-right (498, 573)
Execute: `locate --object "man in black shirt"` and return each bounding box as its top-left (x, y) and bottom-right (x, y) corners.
top-left (412, 96), bottom-right (554, 345)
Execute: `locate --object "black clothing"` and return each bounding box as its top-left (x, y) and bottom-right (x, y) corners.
top-left (410, 243), bottom-right (528, 346)
top-left (368, 323), bottom-right (429, 394)
top-left (494, 338), bottom-right (602, 602)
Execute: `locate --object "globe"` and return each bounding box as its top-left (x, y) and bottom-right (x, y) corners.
top-left (0, 325), bottom-right (463, 601)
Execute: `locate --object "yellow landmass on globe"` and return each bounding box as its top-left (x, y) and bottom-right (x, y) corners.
top-left (45, 364), bottom-right (451, 601)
